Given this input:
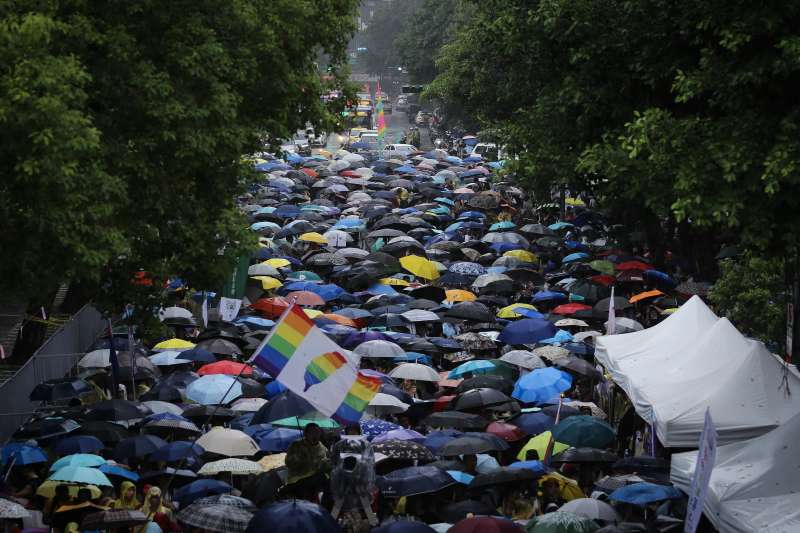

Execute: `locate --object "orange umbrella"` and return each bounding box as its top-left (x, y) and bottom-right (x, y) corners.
top-left (251, 296), bottom-right (291, 318)
top-left (629, 289), bottom-right (664, 304)
top-left (322, 313), bottom-right (357, 327)
top-left (445, 289), bottom-right (477, 302)
top-left (286, 290), bottom-right (325, 306)
top-left (300, 167), bottom-right (318, 178)
top-left (197, 360), bottom-right (252, 376)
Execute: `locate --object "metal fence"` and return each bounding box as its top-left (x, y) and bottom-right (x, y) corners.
top-left (0, 305), bottom-right (104, 442)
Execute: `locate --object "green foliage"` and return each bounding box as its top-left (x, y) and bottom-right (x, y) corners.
top-left (0, 0), bottom-right (358, 312)
top-left (395, 0), bottom-right (462, 83)
top-left (431, 0), bottom-right (800, 259)
top-left (360, 0), bottom-right (420, 76)
top-left (709, 254), bottom-right (786, 347)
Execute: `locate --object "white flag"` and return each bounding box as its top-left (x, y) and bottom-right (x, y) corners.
top-left (219, 297), bottom-right (242, 322)
top-left (607, 286), bottom-right (616, 335)
top-left (201, 295), bottom-right (208, 328)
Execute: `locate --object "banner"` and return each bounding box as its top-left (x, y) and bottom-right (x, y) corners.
top-left (219, 297), bottom-right (242, 322)
top-left (222, 254), bottom-right (250, 299)
top-left (607, 286), bottom-right (617, 335)
top-left (684, 409), bottom-right (717, 533)
top-left (250, 305), bottom-right (380, 425)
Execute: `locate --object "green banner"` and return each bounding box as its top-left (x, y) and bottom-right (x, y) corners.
top-left (222, 254), bottom-right (250, 299)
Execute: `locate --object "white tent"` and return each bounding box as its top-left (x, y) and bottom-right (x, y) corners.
top-left (671, 412), bottom-right (800, 532)
top-left (596, 296), bottom-right (800, 447)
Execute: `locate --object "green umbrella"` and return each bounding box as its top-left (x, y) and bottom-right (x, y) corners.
top-left (551, 415), bottom-right (616, 448)
top-left (589, 260), bottom-right (614, 276)
top-left (526, 511), bottom-right (597, 533)
top-left (271, 415), bottom-right (341, 429)
top-left (286, 271), bottom-right (322, 282)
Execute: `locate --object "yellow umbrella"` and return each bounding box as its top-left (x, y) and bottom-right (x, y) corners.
top-left (37, 481), bottom-right (102, 499)
top-left (661, 307), bottom-right (679, 315)
top-left (299, 232), bottom-right (327, 245)
top-left (539, 472), bottom-right (585, 501)
top-left (504, 249), bottom-right (539, 263)
top-left (400, 255), bottom-right (441, 280)
top-left (445, 289), bottom-right (477, 303)
top-left (264, 258), bottom-right (291, 269)
top-left (516, 431), bottom-right (569, 461)
top-left (380, 277), bottom-right (410, 287)
top-left (565, 197), bottom-right (585, 206)
top-left (303, 309), bottom-right (323, 319)
top-left (497, 303), bottom-right (538, 319)
top-left (258, 453), bottom-right (287, 472)
top-left (153, 338), bottom-right (195, 350)
top-left (251, 276), bottom-right (283, 290)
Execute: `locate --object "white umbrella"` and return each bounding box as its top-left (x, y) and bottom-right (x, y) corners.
top-left (533, 346), bottom-right (571, 362)
top-left (334, 247), bottom-right (369, 259)
top-left (248, 263), bottom-right (281, 277)
top-left (366, 393), bottom-right (409, 415)
top-left (353, 340), bottom-right (405, 358)
top-left (148, 351), bottom-right (191, 366)
top-left (323, 230), bottom-right (352, 248)
top-left (499, 350), bottom-right (546, 370)
top-left (0, 498), bottom-right (30, 518)
top-left (329, 160), bottom-right (349, 172)
top-left (159, 306), bottom-right (193, 322)
top-left (230, 397), bottom-right (268, 412)
top-left (196, 428), bottom-right (258, 457)
top-left (343, 153), bottom-right (364, 163)
top-left (555, 318), bottom-right (589, 328)
top-left (78, 349), bottom-right (111, 368)
top-left (353, 167), bottom-right (374, 177)
top-left (560, 498), bottom-right (620, 522)
top-left (389, 363), bottom-right (440, 382)
top-left (472, 273), bottom-right (512, 288)
top-left (401, 310), bottom-right (441, 323)
top-left (573, 330), bottom-right (603, 342)
top-left (198, 458), bottom-right (264, 476)
top-left (606, 317), bottom-right (643, 334)
top-left (142, 401), bottom-right (184, 415)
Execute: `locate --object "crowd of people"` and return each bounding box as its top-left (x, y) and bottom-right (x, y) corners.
top-left (0, 145), bottom-right (708, 533)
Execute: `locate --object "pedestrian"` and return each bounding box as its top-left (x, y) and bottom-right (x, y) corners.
top-left (283, 423), bottom-right (331, 502)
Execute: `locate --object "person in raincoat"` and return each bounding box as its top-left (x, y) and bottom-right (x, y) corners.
top-left (136, 487), bottom-right (175, 533)
top-left (113, 481), bottom-right (140, 510)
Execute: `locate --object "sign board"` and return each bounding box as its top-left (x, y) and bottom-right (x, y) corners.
top-left (684, 409), bottom-right (717, 533)
top-left (222, 254), bottom-right (250, 300)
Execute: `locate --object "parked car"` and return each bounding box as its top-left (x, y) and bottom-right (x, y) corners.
top-left (471, 142), bottom-right (499, 161)
top-left (396, 95), bottom-right (408, 112)
top-left (415, 111), bottom-right (432, 126)
top-left (382, 143), bottom-right (418, 159)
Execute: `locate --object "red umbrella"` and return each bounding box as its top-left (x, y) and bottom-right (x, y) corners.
top-left (251, 296), bottom-right (291, 318)
top-left (434, 395), bottom-right (456, 412)
top-left (300, 167), bottom-right (317, 178)
top-left (286, 290), bottom-right (325, 306)
top-left (486, 422), bottom-right (525, 442)
top-left (590, 274), bottom-right (616, 286)
top-left (449, 516), bottom-right (523, 533)
top-left (552, 303), bottom-right (593, 315)
top-left (197, 360), bottom-right (252, 377)
top-left (614, 260), bottom-right (652, 271)
top-left (340, 170), bottom-right (359, 178)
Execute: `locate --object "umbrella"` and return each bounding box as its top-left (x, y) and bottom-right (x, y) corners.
top-left (450, 517), bottom-right (523, 533)
top-left (452, 388), bottom-right (513, 411)
top-left (252, 390), bottom-right (315, 424)
top-left (371, 440), bottom-right (435, 461)
top-left (551, 416), bottom-right (616, 448)
top-left (255, 428), bottom-right (302, 452)
top-left (468, 467), bottom-right (538, 488)
top-left (373, 428), bottom-right (426, 444)
top-left (30, 377), bottom-right (92, 401)
top-left (389, 363), bottom-right (440, 382)
top-left (560, 498), bottom-right (620, 522)
top-left (0, 498), bottom-right (30, 518)
top-left (354, 339), bottom-right (405, 358)
top-left (439, 436), bottom-right (506, 456)
top-left (449, 262), bottom-right (487, 276)
top-left (199, 458), bottom-right (264, 476)
top-left (178, 504), bottom-right (253, 533)
top-left (594, 296), bottom-right (631, 313)
top-left (377, 465), bottom-right (455, 497)
top-left (3, 445), bottom-right (48, 465)
top-left (516, 432), bottom-right (569, 461)
top-left (85, 399), bottom-right (150, 421)
top-left (82, 510), bottom-right (148, 530)
top-left (609, 482), bottom-right (682, 504)
top-left (113, 435), bottom-right (168, 462)
top-left (525, 511), bottom-right (598, 533)
top-left (499, 350), bottom-right (546, 370)
top-left (198, 360), bottom-right (253, 376)
top-left (74, 420), bottom-right (130, 444)
top-left (499, 318), bottom-right (557, 345)
top-left (552, 447), bottom-right (619, 464)
top-left (49, 453), bottom-right (105, 471)
top-left (445, 289), bottom-right (477, 303)
top-left (448, 360), bottom-right (497, 379)
top-left (446, 302), bottom-right (493, 322)
top-left (400, 255), bottom-right (441, 280)
top-left (373, 520), bottom-right (437, 533)
top-left (456, 375), bottom-right (514, 395)
top-left (174, 479), bottom-right (233, 506)
top-left (556, 357), bottom-right (604, 380)
top-left (424, 411), bottom-right (489, 430)
top-left (512, 368), bottom-right (573, 403)
top-left (194, 494), bottom-right (257, 510)
top-left (439, 500), bottom-right (497, 523)
top-left (49, 465), bottom-right (112, 486)
top-left (486, 422), bottom-right (525, 442)
top-left (360, 419), bottom-right (401, 440)
top-left (53, 435), bottom-right (105, 455)
top-left (508, 411), bottom-right (556, 435)
top-left (98, 463), bottom-right (139, 481)
top-left (533, 346), bottom-right (571, 363)
top-left (245, 500), bottom-right (342, 533)
top-left (150, 441), bottom-right (203, 463)
top-left (153, 338), bottom-right (195, 350)
top-left (196, 427), bottom-right (259, 457)
top-left (186, 374), bottom-right (243, 405)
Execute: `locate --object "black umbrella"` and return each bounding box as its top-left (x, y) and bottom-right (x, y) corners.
top-left (84, 400), bottom-right (151, 422)
top-left (612, 456), bottom-right (668, 474)
top-left (380, 383), bottom-right (413, 404)
top-left (406, 298), bottom-right (441, 310)
top-left (444, 302), bottom-right (494, 322)
top-left (13, 417), bottom-right (80, 440)
top-left (377, 465), bottom-right (455, 497)
top-left (30, 378), bottom-right (92, 402)
top-left (74, 420), bottom-right (132, 444)
top-left (556, 356), bottom-right (604, 380)
top-left (251, 390), bottom-right (315, 424)
top-left (438, 436), bottom-right (506, 456)
top-left (594, 296), bottom-right (632, 313)
top-left (165, 371), bottom-right (200, 388)
top-left (452, 388), bottom-right (513, 411)
top-left (113, 434), bottom-right (168, 462)
top-left (196, 338), bottom-right (243, 357)
top-left (182, 405), bottom-right (237, 423)
top-left (468, 467), bottom-right (538, 488)
top-left (439, 500), bottom-right (497, 523)
top-left (140, 382), bottom-right (183, 402)
top-left (408, 285), bottom-right (447, 302)
top-left (456, 375), bottom-right (514, 395)
top-left (552, 447), bottom-right (620, 464)
top-left (423, 411), bottom-right (489, 431)
top-left (371, 440), bottom-right (435, 461)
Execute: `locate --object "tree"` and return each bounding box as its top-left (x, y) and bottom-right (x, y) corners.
top-left (395, 0), bottom-right (462, 83)
top-left (0, 0), bottom-right (358, 314)
top-left (360, 0), bottom-right (419, 76)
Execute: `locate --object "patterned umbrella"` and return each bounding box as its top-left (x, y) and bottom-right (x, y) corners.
top-left (360, 419), bottom-right (401, 440)
top-left (81, 510), bottom-right (148, 530)
top-left (178, 504), bottom-right (253, 533)
top-left (371, 440), bottom-right (435, 461)
top-left (199, 458), bottom-right (264, 476)
top-left (0, 498), bottom-right (30, 518)
top-left (449, 262), bottom-right (486, 276)
top-left (193, 494), bottom-right (257, 511)
top-left (525, 511), bottom-right (597, 533)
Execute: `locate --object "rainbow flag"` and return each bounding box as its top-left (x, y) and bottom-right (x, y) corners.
top-left (375, 82), bottom-right (386, 147)
top-left (251, 304), bottom-right (380, 425)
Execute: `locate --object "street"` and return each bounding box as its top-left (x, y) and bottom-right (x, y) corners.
top-left (325, 109), bottom-right (432, 152)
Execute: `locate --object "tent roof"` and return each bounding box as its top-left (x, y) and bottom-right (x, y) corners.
top-left (596, 296), bottom-right (800, 447)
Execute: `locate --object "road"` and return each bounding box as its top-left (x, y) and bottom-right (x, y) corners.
top-left (323, 109), bottom-right (432, 152)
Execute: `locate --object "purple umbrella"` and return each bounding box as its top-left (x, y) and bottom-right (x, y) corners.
top-left (372, 428), bottom-right (426, 444)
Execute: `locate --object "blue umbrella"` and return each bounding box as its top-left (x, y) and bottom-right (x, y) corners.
top-left (394, 165), bottom-right (417, 174)
top-left (246, 500), bottom-right (341, 533)
top-left (186, 374), bottom-right (242, 405)
top-left (342, 330), bottom-right (390, 348)
top-left (99, 463), bottom-right (140, 482)
top-left (446, 470), bottom-right (474, 485)
top-left (434, 197), bottom-right (455, 206)
top-left (498, 318), bottom-right (558, 345)
top-left (489, 221), bottom-right (516, 231)
top-left (644, 269), bottom-right (677, 287)
top-left (3, 445), bottom-right (48, 466)
top-left (49, 465), bottom-right (112, 486)
top-left (234, 316), bottom-right (275, 330)
top-left (531, 290), bottom-right (568, 303)
top-left (265, 380), bottom-right (288, 398)
top-left (178, 347), bottom-right (217, 363)
top-left (242, 423), bottom-right (274, 438)
top-left (508, 460), bottom-right (549, 476)
top-left (175, 479), bottom-right (233, 506)
top-left (113, 435), bottom-right (167, 462)
top-left (360, 419), bottom-right (400, 440)
top-left (548, 222), bottom-right (574, 231)
top-left (374, 520), bottom-right (437, 533)
top-left (229, 413), bottom-right (255, 430)
top-left (423, 430), bottom-right (463, 454)
top-left (458, 211), bottom-right (486, 220)
top-left (393, 353), bottom-right (432, 365)
top-left (447, 359), bottom-right (497, 379)
top-left (53, 435), bottom-right (105, 455)
top-left (150, 441), bottom-right (203, 463)
top-left (539, 330), bottom-right (575, 344)
top-left (50, 454), bottom-right (105, 471)
top-left (562, 252), bottom-right (590, 263)
top-left (609, 482), bottom-right (683, 505)
top-left (448, 262), bottom-right (486, 276)
top-left (509, 412), bottom-right (556, 435)
top-left (377, 466), bottom-right (456, 497)
top-left (511, 307), bottom-right (546, 319)
top-left (257, 428), bottom-right (302, 452)
top-left (512, 368), bottom-right (573, 404)
top-left (563, 342), bottom-right (594, 357)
